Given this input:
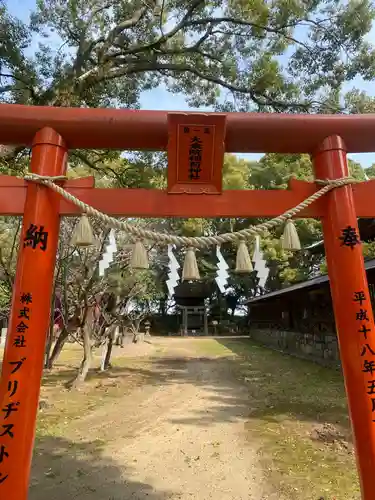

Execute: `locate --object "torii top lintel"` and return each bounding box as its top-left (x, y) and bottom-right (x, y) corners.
top-left (1, 103), bottom-right (375, 153)
top-left (1, 103), bottom-right (375, 219)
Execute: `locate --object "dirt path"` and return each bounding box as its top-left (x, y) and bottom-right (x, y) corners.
top-left (29, 340), bottom-right (271, 500)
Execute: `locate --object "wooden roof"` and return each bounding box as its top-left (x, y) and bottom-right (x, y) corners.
top-left (247, 258), bottom-right (375, 304)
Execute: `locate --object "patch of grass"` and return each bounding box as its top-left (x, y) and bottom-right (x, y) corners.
top-left (36, 345), bottom-right (156, 441)
top-left (184, 338), bottom-right (238, 357)
top-left (218, 339), bottom-right (360, 500)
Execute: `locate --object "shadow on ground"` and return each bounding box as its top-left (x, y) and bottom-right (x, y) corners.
top-left (72, 339), bottom-right (348, 435)
top-left (138, 339), bottom-right (354, 499)
top-left (32, 338), bottom-right (355, 500)
top-left (29, 435), bottom-right (173, 500)
top-left (42, 338), bottom-right (350, 437)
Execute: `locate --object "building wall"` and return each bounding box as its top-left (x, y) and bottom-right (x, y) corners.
top-left (249, 327), bottom-right (340, 367)
top-left (248, 267), bottom-right (375, 366)
top-left (248, 283), bottom-right (339, 366)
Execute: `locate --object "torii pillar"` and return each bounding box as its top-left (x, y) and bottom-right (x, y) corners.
top-left (313, 136), bottom-right (375, 498)
top-left (0, 128), bottom-right (67, 498)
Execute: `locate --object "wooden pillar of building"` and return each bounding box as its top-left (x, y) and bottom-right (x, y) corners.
top-left (182, 307), bottom-right (188, 336)
top-left (203, 305), bottom-right (208, 336)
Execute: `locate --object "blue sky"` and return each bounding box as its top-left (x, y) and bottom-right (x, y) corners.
top-left (5, 0), bottom-right (375, 168)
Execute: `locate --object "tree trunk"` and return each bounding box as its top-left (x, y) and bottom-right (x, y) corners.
top-left (47, 328), bottom-right (70, 369)
top-left (45, 287), bottom-right (56, 369)
top-left (69, 324), bottom-right (92, 389)
top-left (100, 334), bottom-right (114, 371)
top-left (132, 324), bottom-right (143, 343)
top-left (44, 322), bottom-right (54, 369)
top-left (115, 326), bottom-right (124, 347)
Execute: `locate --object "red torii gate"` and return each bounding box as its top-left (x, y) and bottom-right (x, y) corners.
top-left (0, 104), bottom-right (375, 499)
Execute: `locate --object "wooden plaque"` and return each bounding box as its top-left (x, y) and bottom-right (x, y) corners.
top-left (167, 113), bottom-right (226, 194)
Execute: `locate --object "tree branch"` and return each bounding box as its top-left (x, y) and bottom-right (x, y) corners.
top-left (78, 0), bottom-right (206, 81)
top-left (0, 73), bottom-right (37, 100)
top-left (0, 85), bottom-right (12, 93)
top-left (187, 17), bottom-right (312, 52)
top-left (151, 24), bottom-right (220, 62)
top-left (8, 218), bottom-right (21, 275)
top-left (86, 61), bottom-right (313, 111)
top-left (71, 151), bottom-right (125, 185)
top-left (78, 7), bottom-right (315, 93)
top-left (0, 248), bottom-right (14, 289)
top-left (100, 5), bottom-right (149, 56)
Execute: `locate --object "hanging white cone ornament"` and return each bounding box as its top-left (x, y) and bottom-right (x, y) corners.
top-left (130, 240), bottom-right (149, 269)
top-left (70, 213), bottom-right (95, 247)
top-left (252, 235), bottom-right (261, 262)
top-left (166, 245), bottom-right (180, 297)
top-left (99, 229), bottom-right (117, 277)
top-left (215, 246), bottom-right (229, 293)
top-left (252, 235), bottom-right (269, 288)
top-left (182, 247), bottom-right (200, 281)
top-left (235, 240), bottom-right (253, 273)
top-left (281, 219), bottom-right (301, 251)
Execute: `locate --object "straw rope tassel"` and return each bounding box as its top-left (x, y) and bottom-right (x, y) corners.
top-left (235, 241), bottom-right (253, 273)
top-left (282, 219), bottom-right (301, 251)
top-left (130, 241), bottom-right (149, 269)
top-left (182, 247), bottom-right (200, 281)
top-left (70, 213), bottom-right (95, 247)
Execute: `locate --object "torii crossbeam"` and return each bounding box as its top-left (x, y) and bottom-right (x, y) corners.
top-left (0, 104), bottom-right (374, 499)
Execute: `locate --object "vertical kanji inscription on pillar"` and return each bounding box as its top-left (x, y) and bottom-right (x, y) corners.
top-left (313, 136), bottom-right (375, 500)
top-left (0, 127), bottom-right (67, 500)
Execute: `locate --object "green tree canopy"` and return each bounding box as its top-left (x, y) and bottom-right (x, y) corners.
top-left (1, 0), bottom-right (374, 113)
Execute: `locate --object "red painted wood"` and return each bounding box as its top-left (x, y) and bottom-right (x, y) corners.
top-left (0, 176), bottom-right (93, 189)
top-left (65, 177), bottom-right (95, 188)
top-left (65, 180), bottom-right (327, 217)
top-left (1, 177), bottom-right (375, 218)
top-left (313, 136), bottom-right (375, 500)
top-left (1, 103), bottom-right (375, 153)
top-left (167, 113), bottom-right (225, 194)
top-left (0, 128), bottom-right (67, 499)
top-left (0, 176), bottom-right (25, 187)
top-left (0, 178), bottom-right (324, 217)
top-left (0, 177), bottom-right (95, 216)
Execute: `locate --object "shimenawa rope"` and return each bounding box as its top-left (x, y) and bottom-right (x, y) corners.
top-left (23, 173), bottom-right (360, 249)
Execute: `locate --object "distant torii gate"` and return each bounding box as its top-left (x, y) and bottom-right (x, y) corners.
top-left (0, 104), bottom-right (375, 499)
